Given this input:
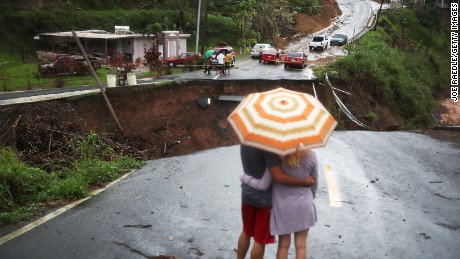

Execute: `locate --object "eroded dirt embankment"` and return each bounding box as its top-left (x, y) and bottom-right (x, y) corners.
top-left (0, 80), bottom-right (406, 169)
top-left (0, 80), bottom-right (456, 172)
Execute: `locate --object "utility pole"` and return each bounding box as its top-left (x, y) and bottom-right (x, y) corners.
top-left (200, 0), bottom-right (209, 54)
top-left (72, 31), bottom-right (124, 134)
top-left (195, 0), bottom-right (202, 53)
top-left (374, 0), bottom-right (385, 31)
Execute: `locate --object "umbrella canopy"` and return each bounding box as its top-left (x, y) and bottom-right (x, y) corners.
top-left (227, 87), bottom-right (337, 156)
top-left (205, 49), bottom-right (214, 59)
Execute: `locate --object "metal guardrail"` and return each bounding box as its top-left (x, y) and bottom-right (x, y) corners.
top-left (325, 73), bottom-right (375, 130)
top-left (349, 2), bottom-right (378, 44)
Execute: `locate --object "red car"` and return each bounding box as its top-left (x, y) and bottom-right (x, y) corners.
top-left (164, 52), bottom-right (202, 68)
top-left (262, 49), bottom-right (286, 64)
top-left (284, 51), bottom-right (308, 69)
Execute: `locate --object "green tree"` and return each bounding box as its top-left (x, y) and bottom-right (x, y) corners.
top-left (234, 0), bottom-right (296, 42)
top-left (234, 0), bottom-right (257, 39)
top-left (288, 0), bottom-right (322, 15)
top-left (409, 0), bottom-right (442, 27)
top-left (143, 23), bottom-right (162, 38)
top-left (165, 0), bottom-right (191, 31)
top-left (257, 0), bottom-right (295, 41)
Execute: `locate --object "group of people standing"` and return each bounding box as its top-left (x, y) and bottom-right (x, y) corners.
top-left (236, 144), bottom-right (318, 259)
top-left (204, 50), bottom-right (232, 75)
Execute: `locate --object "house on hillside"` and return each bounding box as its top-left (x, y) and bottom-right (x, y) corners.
top-left (36, 27), bottom-right (191, 63)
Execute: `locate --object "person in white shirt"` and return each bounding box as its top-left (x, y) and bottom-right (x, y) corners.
top-left (216, 51), bottom-right (225, 75)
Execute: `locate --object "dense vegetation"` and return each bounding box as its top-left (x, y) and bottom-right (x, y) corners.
top-left (316, 6), bottom-right (449, 127)
top-left (0, 0), bottom-right (321, 53)
top-left (0, 133), bottom-right (143, 224)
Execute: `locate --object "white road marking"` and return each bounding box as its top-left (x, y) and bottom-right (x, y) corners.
top-left (0, 170), bottom-right (136, 246)
top-left (324, 165), bottom-right (342, 207)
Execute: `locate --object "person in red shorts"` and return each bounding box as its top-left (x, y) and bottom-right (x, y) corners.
top-left (237, 144), bottom-right (314, 259)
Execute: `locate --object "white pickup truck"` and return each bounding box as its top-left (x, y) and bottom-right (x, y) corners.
top-left (309, 34), bottom-right (329, 51)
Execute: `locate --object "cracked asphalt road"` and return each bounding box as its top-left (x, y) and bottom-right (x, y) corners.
top-left (1, 131), bottom-right (459, 258)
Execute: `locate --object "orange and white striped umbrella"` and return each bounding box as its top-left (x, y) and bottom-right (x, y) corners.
top-left (227, 87), bottom-right (337, 155)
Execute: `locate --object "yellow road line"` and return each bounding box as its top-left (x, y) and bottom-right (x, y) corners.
top-left (324, 165), bottom-right (342, 207)
top-left (0, 170), bottom-right (135, 246)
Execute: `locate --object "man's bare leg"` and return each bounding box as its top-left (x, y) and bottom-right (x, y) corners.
top-left (250, 241), bottom-right (265, 259)
top-left (237, 231), bottom-right (250, 259)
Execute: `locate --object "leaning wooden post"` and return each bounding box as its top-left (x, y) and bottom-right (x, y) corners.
top-left (72, 31), bottom-right (124, 134)
top-left (374, 0), bottom-right (384, 31)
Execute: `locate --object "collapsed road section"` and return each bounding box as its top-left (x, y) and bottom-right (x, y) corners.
top-left (0, 80), bottom-right (324, 164)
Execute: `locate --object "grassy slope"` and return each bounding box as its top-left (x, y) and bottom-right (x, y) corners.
top-left (315, 8), bottom-right (450, 128)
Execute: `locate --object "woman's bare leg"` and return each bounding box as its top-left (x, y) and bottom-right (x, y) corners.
top-left (294, 229), bottom-right (309, 259)
top-left (276, 234), bottom-right (291, 259)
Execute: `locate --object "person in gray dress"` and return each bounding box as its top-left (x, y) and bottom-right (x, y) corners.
top-left (241, 148), bottom-right (318, 259)
top-left (237, 144), bottom-right (315, 259)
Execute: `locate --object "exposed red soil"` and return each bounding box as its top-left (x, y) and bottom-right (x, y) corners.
top-left (439, 99), bottom-right (460, 126)
top-left (294, 0), bottom-right (342, 35)
top-left (274, 0), bottom-right (342, 48)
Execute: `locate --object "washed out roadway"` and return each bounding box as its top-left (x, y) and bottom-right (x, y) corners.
top-left (1, 131), bottom-right (459, 258)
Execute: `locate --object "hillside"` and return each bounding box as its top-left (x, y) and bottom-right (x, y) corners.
top-left (0, 0), bottom-right (341, 53)
top-left (0, 0), bottom-right (458, 226)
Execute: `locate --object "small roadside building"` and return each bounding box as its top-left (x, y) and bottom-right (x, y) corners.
top-left (36, 27), bottom-right (191, 62)
top-left (156, 31), bottom-right (192, 59)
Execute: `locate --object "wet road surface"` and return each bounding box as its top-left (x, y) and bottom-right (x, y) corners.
top-left (1, 131), bottom-right (459, 258)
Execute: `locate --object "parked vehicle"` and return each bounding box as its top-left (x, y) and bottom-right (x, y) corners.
top-left (164, 52), bottom-right (202, 68)
top-left (37, 55), bottom-right (100, 76)
top-left (250, 43), bottom-right (273, 59)
top-left (284, 52), bottom-right (308, 69)
top-left (309, 35), bottom-right (329, 51)
top-left (330, 33), bottom-right (348, 46)
top-left (211, 46), bottom-right (236, 66)
top-left (262, 49), bottom-right (287, 64)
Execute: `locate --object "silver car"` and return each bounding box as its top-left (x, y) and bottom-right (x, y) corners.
top-left (250, 43), bottom-right (273, 59)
